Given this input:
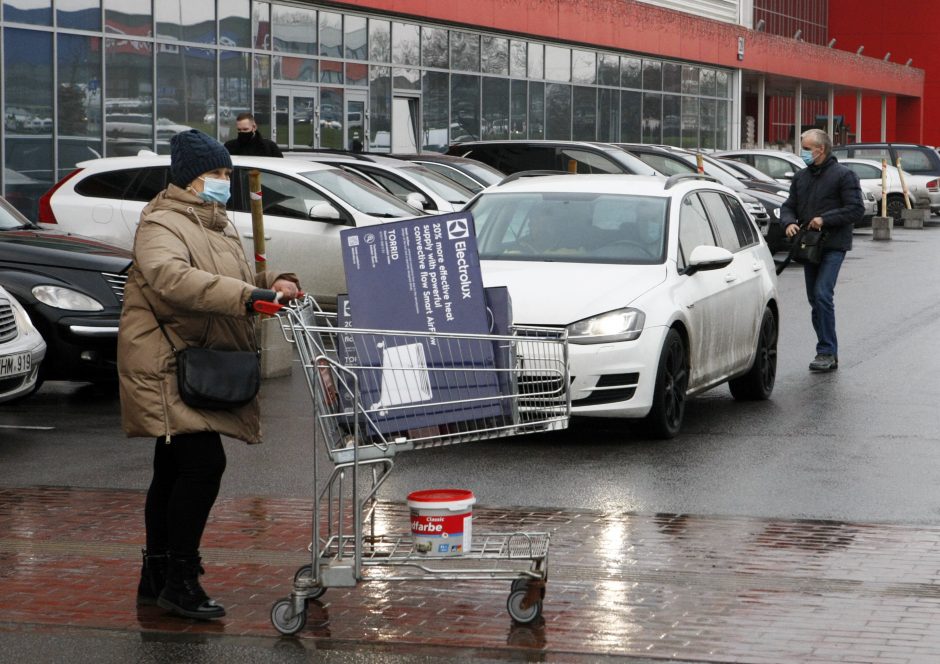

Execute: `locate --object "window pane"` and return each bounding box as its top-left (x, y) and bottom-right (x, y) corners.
top-left (346, 62), bottom-right (368, 87)
top-left (597, 88), bottom-right (618, 142)
top-left (422, 70), bottom-right (449, 151)
top-left (320, 87), bottom-right (343, 149)
top-left (274, 57), bottom-right (317, 83)
top-left (701, 68), bottom-right (717, 97)
top-left (545, 83), bottom-right (571, 140)
top-left (57, 0), bottom-right (100, 30)
top-left (451, 74), bottom-right (480, 142)
top-left (320, 59), bottom-right (343, 84)
top-left (642, 93), bottom-right (662, 143)
top-left (598, 54), bottom-right (619, 86)
top-left (716, 70), bottom-right (730, 98)
top-left (319, 11), bottom-right (342, 58)
top-left (58, 34), bottom-right (103, 179)
top-left (572, 86), bottom-right (595, 141)
top-left (663, 62), bottom-right (681, 93)
top-left (725, 194), bottom-right (758, 247)
top-left (642, 60), bottom-right (661, 91)
top-left (678, 193), bottom-right (715, 267)
top-left (369, 19), bottom-right (390, 63)
top-left (3, 0), bottom-right (51, 25)
top-left (527, 43), bottom-right (544, 79)
top-left (104, 0), bottom-right (150, 37)
top-left (157, 48), bottom-right (215, 152)
top-left (621, 57), bottom-right (641, 89)
top-left (451, 31), bottom-right (480, 72)
top-left (392, 21), bottom-right (419, 66)
top-left (273, 5), bottom-right (316, 55)
top-left (510, 40), bottom-right (527, 78)
top-left (345, 15), bottom-right (367, 60)
top-left (370, 66), bottom-right (391, 150)
top-left (219, 51), bottom-right (250, 142)
top-left (105, 36), bottom-right (153, 156)
top-left (662, 94), bottom-right (680, 146)
top-left (482, 36), bottom-right (509, 75)
top-left (253, 1), bottom-right (270, 50)
top-left (681, 97), bottom-right (699, 148)
top-left (482, 77), bottom-right (509, 140)
top-left (253, 55), bottom-right (271, 137)
top-left (545, 46), bottom-right (570, 82)
top-left (4, 28), bottom-right (53, 219)
top-left (700, 98), bottom-right (716, 149)
top-left (392, 67), bottom-right (419, 91)
top-left (511, 79), bottom-right (527, 140)
top-left (217, 0), bottom-right (250, 48)
top-left (571, 50), bottom-right (595, 84)
top-left (156, 0), bottom-right (215, 44)
top-left (621, 90), bottom-right (641, 143)
top-left (681, 65), bottom-right (700, 94)
top-left (717, 100), bottom-right (729, 149)
top-left (422, 27), bottom-right (448, 68)
top-left (700, 191), bottom-right (740, 252)
top-left (528, 81), bottom-right (544, 139)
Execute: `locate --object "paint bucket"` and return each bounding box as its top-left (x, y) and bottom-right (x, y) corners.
top-left (407, 489), bottom-right (475, 556)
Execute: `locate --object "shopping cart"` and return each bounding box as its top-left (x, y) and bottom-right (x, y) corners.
top-left (264, 296), bottom-right (570, 635)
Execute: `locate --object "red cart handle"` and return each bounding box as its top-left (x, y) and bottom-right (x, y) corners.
top-left (252, 291), bottom-right (305, 315)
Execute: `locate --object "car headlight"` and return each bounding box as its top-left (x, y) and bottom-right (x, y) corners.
top-left (866, 191), bottom-right (876, 201)
top-left (567, 308), bottom-right (645, 344)
top-left (9, 298), bottom-right (39, 336)
top-left (772, 207), bottom-right (781, 219)
top-left (32, 285), bottom-right (104, 311)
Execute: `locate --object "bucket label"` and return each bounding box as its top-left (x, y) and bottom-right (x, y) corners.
top-left (411, 511), bottom-right (471, 555)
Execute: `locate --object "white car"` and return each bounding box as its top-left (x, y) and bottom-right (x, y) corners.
top-left (0, 284), bottom-right (46, 403)
top-left (838, 158), bottom-right (933, 221)
top-left (468, 173), bottom-right (780, 438)
top-left (38, 154), bottom-right (421, 306)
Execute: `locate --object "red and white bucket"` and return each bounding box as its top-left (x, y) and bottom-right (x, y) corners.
top-left (407, 489), bottom-right (475, 556)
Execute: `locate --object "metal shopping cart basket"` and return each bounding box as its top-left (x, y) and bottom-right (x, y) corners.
top-left (265, 296), bottom-right (570, 635)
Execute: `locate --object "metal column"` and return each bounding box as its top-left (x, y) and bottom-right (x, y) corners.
top-left (827, 87), bottom-right (835, 137)
top-left (793, 82), bottom-right (803, 154)
top-left (881, 95), bottom-right (888, 142)
top-left (856, 91), bottom-right (863, 142)
top-left (757, 76), bottom-right (766, 148)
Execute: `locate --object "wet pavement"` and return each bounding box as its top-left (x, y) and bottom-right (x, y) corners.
top-left (3, 486), bottom-right (940, 663)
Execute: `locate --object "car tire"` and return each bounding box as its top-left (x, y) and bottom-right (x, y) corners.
top-left (729, 308), bottom-right (777, 401)
top-left (642, 328), bottom-right (688, 439)
top-left (881, 194), bottom-right (906, 222)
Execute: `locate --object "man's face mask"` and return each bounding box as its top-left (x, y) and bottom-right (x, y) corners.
top-left (197, 176), bottom-right (231, 205)
top-left (236, 129), bottom-right (254, 145)
top-left (800, 147), bottom-right (816, 166)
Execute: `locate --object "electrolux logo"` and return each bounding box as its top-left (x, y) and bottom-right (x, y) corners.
top-left (446, 218), bottom-right (469, 240)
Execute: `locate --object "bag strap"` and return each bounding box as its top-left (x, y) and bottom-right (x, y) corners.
top-left (775, 221), bottom-right (811, 275)
top-left (144, 296), bottom-right (181, 354)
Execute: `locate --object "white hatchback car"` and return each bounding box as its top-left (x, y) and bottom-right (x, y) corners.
top-left (469, 173), bottom-right (780, 438)
top-left (0, 283), bottom-right (46, 403)
top-left (38, 155), bottom-right (421, 306)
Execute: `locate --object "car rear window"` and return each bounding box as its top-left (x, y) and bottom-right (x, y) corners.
top-left (74, 169), bottom-right (139, 199)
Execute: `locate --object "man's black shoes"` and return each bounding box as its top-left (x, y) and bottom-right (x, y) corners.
top-left (809, 354), bottom-right (838, 372)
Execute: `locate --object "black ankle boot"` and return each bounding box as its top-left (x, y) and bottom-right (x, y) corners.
top-left (136, 549), bottom-right (168, 606)
top-left (157, 554), bottom-right (225, 620)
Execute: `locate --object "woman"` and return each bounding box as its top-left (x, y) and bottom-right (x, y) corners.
top-left (118, 129), bottom-right (300, 620)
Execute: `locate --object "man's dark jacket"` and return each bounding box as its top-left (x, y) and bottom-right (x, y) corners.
top-left (224, 132), bottom-right (283, 157)
top-left (779, 155), bottom-right (864, 251)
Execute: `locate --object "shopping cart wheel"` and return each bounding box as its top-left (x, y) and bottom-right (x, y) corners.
top-left (510, 578), bottom-right (546, 599)
top-left (293, 565), bottom-right (327, 599)
top-left (271, 598), bottom-right (307, 636)
top-left (506, 589), bottom-right (542, 624)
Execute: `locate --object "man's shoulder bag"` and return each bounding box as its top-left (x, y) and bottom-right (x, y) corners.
top-left (776, 223), bottom-right (826, 274)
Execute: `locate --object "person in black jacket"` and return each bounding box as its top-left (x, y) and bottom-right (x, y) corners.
top-left (224, 113), bottom-right (283, 157)
top-left (780, 129), bottom-right (864, 372)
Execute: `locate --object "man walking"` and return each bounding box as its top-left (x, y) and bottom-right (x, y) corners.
top-left (780, 128), bottom-right (864, 372)
top-left (224, 113), bottom-right (283, 157)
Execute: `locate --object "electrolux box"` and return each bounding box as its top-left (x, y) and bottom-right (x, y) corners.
top-left (339, 213), bottom-right (503, 435)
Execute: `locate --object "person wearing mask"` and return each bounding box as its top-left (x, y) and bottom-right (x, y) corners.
top-left (119, 129), bottom-right (299, 620)
top-left (780, 128), bottom-right (864, 372)
top-left (224, 112), bottom-right (283, 157)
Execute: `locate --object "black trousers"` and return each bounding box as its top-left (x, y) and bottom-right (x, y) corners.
top-left (144, 431), bottom-right (227, 557)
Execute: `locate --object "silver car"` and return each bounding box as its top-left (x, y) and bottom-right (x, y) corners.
top-left (0, 284), bottom-right (45, 403)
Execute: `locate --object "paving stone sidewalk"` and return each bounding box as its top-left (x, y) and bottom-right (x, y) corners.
top-left (2, 486), bottom-right (940, 663)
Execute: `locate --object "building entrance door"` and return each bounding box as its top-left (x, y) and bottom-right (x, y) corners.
top-left (392, 96), bottom-right (419, 153)
top-left (272, 87), bottom-right (318, 150)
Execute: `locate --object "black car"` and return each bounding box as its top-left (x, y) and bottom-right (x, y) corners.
top-left (389, 153), bottom-right (505, 192)
top-left (445, 140), bottom-right (659, 177)
top-left (0, 196), bottom-right (130, 385)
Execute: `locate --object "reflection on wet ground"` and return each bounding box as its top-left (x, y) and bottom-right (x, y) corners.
top-left (2, 486), bottom-right (940, 662)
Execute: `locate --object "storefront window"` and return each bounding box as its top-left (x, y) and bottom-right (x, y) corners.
top-left (545, 83), bottom-right (571, 140)
top-left (571, 50), bottom-right (595, 85)
top-left (319, 11), bottom-right (342, 58)
top-left (620, 90), bottom-right (641, 143)
top-left (369, 19), bottom-right (390, 63)
top-left (663, 94), bottom-right (680, 146)
top-left (156, 47), bottom-right (216, 153)
top-left (274, 56), bottom-right (317, 83)
top-left (682, 96), bottom-right (699, 148)
top-left (482, 77), bottom-right (509, 140)
top-left (252, 54), bottom-right (271, 136)
top-left (320, 87), bottom-right (343, 149)
top-left (220, 0), bottom-right (250, 48)
top-left (450, 31), bottom-right (480, 72)
top-left (392, 67), bottom-right (419, 91)
top-left (481, 36), bottom-right (509, 76)
top-left (621, 57), bottom-right (641, 89)
top-left (345, 15), bottom-right (367, 60)
top-left (716, 70), bottom-right (729, 98)
top-left (545, 46), bottom-right (570, 82)
top-left (682, 65), bottom-right (700, 95)
top-left (642, 60), bottom-right (661, 91)
top-left (510, 41), bottom-right (526, 78)
top-left (527, 43), bottom-right (544, 80)
top-left (156, 0), bottom-right (215, 44)
top-left (422, 27), bottom-right (448, 68)
top-left (219, 51), bottom-right (250, 142)
top-left (3, 0), bottom-right (51, 26)
top-left (572, 86), bottom-right (595, 140)
top-left (528, 81), bottom-right (544, 139)
top-left (57, 33), bottom-right (102, 178)
top-left (700, 68), bottom-right (717, 97)
top-left (597, 88), bottom-right (618, 142)
top-left (663, 62), bottom-right (681, 94)
top-left (346, 62), bottom-right (368, 87)
top-left (321, 60), bottom-right (344, 84)
top-left (642, 92), bottom-right (662, 143)
top-left (105, 36), bottom-right (153, 156)
top-left (511, 80), bottom-right (526, 140)
top-left (598, 54), bottom-right (619, 87)
top-left (252, 1), bottom-right (270, 50)
top-left (451, 74), bottom-right (480, 142)
top-left (273, 5), bottom-right (316, 55)
top-left (392, 21), bottom-right (419, 66)
top-left (700, 98), bottom-right (716, 149)
top-left (57, 0), bottom-right (99, 31)
top-left (716, 100), bottom-right (729, 148)
top-left (370, 66), bottom-right (391, 149)
top-left (104, 0), bottom-right (150, 37)
top-left (422, 70), bottom-right (448, 151)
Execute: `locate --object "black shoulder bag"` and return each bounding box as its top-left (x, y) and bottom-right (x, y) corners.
top-left (776, 223), bottom-right (827, 275)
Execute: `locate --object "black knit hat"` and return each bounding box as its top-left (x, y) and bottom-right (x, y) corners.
top-left (170, 129), bottom-right (233, 188)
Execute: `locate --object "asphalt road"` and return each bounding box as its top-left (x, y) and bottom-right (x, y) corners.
top-left (3, 224), bottom-right (940, 524)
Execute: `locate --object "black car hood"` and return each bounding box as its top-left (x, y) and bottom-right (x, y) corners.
top-left (0, 229), bottom-right (132, 273)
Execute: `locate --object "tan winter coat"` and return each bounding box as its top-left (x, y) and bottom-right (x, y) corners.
top-left (118, 185), bottom-right (297, 444)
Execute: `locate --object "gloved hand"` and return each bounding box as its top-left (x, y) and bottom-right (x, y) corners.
top-left (246, 288), bottom-right (278, 313)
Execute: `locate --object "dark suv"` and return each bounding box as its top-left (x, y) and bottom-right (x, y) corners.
top-left (831, 143), bottom-right (940, 178)
top-left (445, 140), bottom-right (659, 177)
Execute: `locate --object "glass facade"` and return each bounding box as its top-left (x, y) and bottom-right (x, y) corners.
top-left (0, 1), bottom-right (733, 217)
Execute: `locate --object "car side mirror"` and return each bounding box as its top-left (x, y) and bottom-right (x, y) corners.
top-left (685, 245), bottom-right (734, 275)
top-left (406, 192), bottom-right (429, 210)
top-left (309, 202), bottom-right (341, 221)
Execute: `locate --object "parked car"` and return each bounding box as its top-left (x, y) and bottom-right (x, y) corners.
top-left (713, 149), bottom-right (806, 184)
top-left (831, 143), bottom-right (940, 180)
top-left (838, 158), bottom-right (936, 220)
top-left (615, 144), bottom-right (787, 254)
top-left (38, 154), bottom-right (421, 307)
top-left (468, 173), bottom-right (779, 438)
top-left (0, 283), bottom-right (46, 402)
top-left (0, 195), bottom-right (128, 386)
top-left (445, 140), bottom-right (660, 177)
top-left (389, 153), bottom-right (505, 193)
top-left (286, 151), bottom-right (475, 213)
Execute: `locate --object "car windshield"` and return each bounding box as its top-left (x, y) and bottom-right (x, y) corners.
top-left (400, 165), bottom-right (474, 205)
top-left (0, 197), bottom-right (34, 230)
top-left (470, 192), bottom-right (668, 265)
top-left (451, 161), bottom-right (504, 186)
top-left (300, 169), bottom-right (417, 217)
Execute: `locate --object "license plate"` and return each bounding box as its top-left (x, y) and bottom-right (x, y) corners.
top-left (0, 352), bottom-right (31, 378)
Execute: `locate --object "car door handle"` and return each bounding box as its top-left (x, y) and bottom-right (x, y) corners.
top-left (752, 262), bottom-right (763, 271)
top-left (725, 274), bottom-right (738, 283)
top-left (243, 233), bottom-right (272, 240)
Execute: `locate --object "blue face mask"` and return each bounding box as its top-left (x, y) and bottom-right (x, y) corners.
top-left (800, 149), bottom-right (816, 166)
top-left (197, 176), bottom-right (231, 205)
